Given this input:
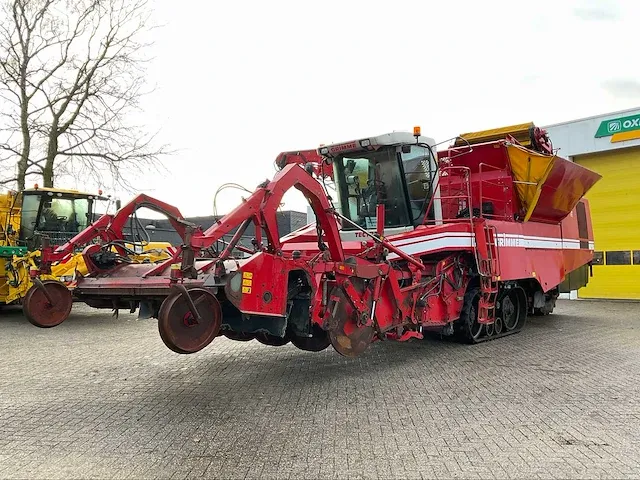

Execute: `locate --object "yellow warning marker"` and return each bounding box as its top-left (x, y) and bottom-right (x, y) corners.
top-left (241, 271), bottom-right (253, 294)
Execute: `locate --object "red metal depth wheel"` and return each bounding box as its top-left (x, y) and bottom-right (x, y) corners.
top-left (327, 281), bottom-right (375, 358)
top-left (23, 280), bottom-right (73, 328)
top-left (157, 287), bottom-right (222, 354)
top-left (157, 292), bottom-right (188, 354)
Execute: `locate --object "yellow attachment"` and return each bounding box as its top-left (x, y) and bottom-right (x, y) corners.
top-left (454, 122), bottom-right (536, 147)
top-left (0, 240), bottom-right (173, 306)
top-left (504, 143), bottom-right (557, 221)
top-left (50, 254), bottom-right (87, 278)
top-left (413, 126), bottom-right (421, 136)
top-left (504, 142), bottom-right (601, 222)
top-left (0, 191), bottom-right (21, 248)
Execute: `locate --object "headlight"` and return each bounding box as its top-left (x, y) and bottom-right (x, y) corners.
top-left (224, 270), bottom-right (243, 307)
top-left (228, 271), bottom-right (242, 293)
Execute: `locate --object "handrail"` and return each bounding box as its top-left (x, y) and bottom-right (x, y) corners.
top-left (423, 166), bottom-right (474, 226)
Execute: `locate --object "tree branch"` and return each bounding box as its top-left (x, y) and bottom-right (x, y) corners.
top-left (0, 0), bottom-right (167, 190)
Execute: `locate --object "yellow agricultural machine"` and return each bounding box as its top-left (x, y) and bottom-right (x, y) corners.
top-left (1, 185), bottom-right (172, 313)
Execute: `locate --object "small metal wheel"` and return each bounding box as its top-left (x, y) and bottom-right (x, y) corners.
top-left (494, 316), bottom-right (504, 335)
top-left (157, 287), bottom-right (221, 354)
top-left (157, 293), bottom-right (188, 354)
top-left (485, 321), bottom-right (495, 336)
top-left (255, 332), bottom-right (290, 346)
top-left (23, 280), bottom-right (73, 328)
top-left (327, 281), bottom-right (375, 358)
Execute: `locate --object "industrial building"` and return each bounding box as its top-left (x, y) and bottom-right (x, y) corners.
top-left (545, 107), bottom-right (640, 300)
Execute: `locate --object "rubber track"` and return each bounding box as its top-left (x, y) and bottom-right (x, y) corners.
top-left (455, 320), bottom-right (525, 345)
top-left (450, 285), bottom-right (528, 345)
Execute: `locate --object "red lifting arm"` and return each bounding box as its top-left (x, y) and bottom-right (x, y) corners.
top-left (101, 194), bottom-right (197, 241)
top-left (141, 163), bottom-right (345, 279)
top-left (40, 164), bottom-right (343, 278)
top-left (191, 163), bottom-right (344, 262)
top-left (274, 149), bottom-right (334, 180)
top-left (41, 194), bottom-right (196, 266)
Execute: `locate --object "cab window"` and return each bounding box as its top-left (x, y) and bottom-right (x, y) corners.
top-left (401, 146), bottom-right (436, 224)
top-left (333, 147), bottom-right (411, 230)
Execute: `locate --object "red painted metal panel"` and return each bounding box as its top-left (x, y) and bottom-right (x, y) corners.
top-left (528, 157), bottom-right (602, 223)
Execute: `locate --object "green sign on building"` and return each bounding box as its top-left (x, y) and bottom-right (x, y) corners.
top-left (595, 113), bottom-right (640, 138)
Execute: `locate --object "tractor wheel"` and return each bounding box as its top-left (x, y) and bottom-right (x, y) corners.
top-left (23, 280), bottom-right (73, 328)
top-left (157, 287), bottom-right (221, 354)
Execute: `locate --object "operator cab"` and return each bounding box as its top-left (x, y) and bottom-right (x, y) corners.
top-left (18, 187), bottom-right (108, 249)
top-left (317, 130), bottom-right (442, 239)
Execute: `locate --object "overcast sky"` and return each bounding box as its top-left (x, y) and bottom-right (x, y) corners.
top-left (83, 0), bottom-right (640, 218)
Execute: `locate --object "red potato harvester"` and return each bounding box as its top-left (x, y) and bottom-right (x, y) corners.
top-left (23, 122), bottom-right (601, 357)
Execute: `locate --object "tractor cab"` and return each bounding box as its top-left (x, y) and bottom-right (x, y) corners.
top-left (18, 186), bottom-right (109, 249)
top-left (318, 129), bottom-right (442, 239)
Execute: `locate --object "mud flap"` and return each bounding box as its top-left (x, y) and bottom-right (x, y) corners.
top-left (221, 313), bottom-right (287, 337)
top-left (138, 301), bottom-right (155, 320)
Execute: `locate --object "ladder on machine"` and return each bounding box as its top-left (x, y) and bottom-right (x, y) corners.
top-left (473, 221), bottom-right (500, 325)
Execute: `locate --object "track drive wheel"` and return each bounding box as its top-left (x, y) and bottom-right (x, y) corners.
top-left (327, 280), bottom-right (375, 358)
top-left (290, 324), bottom-right (331, 352)
top-left (458, 287), bottom-right (484, 344)
top-left (23, 280), bottom-right (73, 328)
top-left (500, 288), bottom-right (525, 331)
top-left (157, 287), bottom-right (221, 354)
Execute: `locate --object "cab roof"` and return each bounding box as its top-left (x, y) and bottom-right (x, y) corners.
top-left (23, 187), bottom-right (109, 200)
top-left (318, 131), bottom-right (436, 157)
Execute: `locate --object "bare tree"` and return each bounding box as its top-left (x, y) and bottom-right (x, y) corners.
top-left (0, 0), bottom-right (170, 191)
